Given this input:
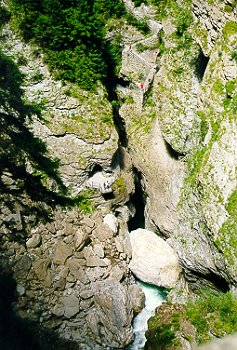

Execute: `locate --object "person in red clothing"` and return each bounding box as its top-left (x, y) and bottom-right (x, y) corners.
top-left (140, 82), bottom-right (144, 90)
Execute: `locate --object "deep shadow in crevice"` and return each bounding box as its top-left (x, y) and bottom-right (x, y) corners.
top-left (111, 147), bottom-right (126, 171)
top-left (88, 164), bottom-right (103, 177)
top-left (113, 108), bottom-right (128, 148)
top-left (192, 46), bottom-right (209, 82)
top-left (0, 264), bottom-right (78, 350)
top-left (164, 140), bottom-right (184, 160)
top-left (185, 269), bottom-right (229, 293)
top-left (127, 168), bottom-right (146, 231)
top-left (116, 77), bottom-right (130, 88)
top-left (102, 192), bottom-right (115, 200)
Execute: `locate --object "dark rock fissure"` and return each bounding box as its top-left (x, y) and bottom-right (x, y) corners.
top-left (127, 168), bottom-right (146, 231)
top-left (113, 106), bottom-right (128, 148)
top-left (193, 46), bottom-right (209, 82)
top-left (106, 77), bottom-right (128, 148)
top-left (185, 269), bottom-right (229, 293)
top-left (88, 164), bottom-right (103, 177)
top-left (164, 140), bottom-right (184, 160)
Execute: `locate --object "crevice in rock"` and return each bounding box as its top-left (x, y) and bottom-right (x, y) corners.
top-left (127, 168), bottom-right (146, 231)
top-left (105, 69), bottom-right (128, 147)
top-left (164, 140), bottom-right (184, 160)
top-left (102, 192), bottom-right (115, 200)
top-left (113, 105), bottom-right (128, 148)
top-left (88, 164), bottom-right (103, 177)
top-left (193, 46), bottom-right (209, 82)
top-left (116, 77), bottom-right (130, 88)
top-left (185, 269), bottom-right (229, 293)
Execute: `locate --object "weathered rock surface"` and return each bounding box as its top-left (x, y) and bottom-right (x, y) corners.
top-left (87, 280), bottom-right (133, 348)
top-left (129, 229), bottom-right (181, 288)
top-left (196, 332), bottom-right (237, 350)
top-left (145, 304), bottom-right (195, 350)
top-left (2, 0), bottom-right (237, 349)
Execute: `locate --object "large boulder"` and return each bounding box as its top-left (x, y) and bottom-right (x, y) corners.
top-left (129, 229), bottom-right (181, 288)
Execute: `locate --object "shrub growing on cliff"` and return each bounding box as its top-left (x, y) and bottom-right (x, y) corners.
top-left (10, 0), bottom-right (126, 90)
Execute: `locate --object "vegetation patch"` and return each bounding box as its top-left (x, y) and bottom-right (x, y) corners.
top-left (186, 290), bottom-right (237, 344)
top-left (9, 0), bottom-right (126, 90)
top-left (72, 189), bottom-right (95, 215)
top-left (146, 291), bottom-right (237, 348)
top-left (145, 304), bottom-right (193, 349)
top-left (223, 21), bottom-right (237, 40)
top-left (216, 188), bottom-right (237, 265)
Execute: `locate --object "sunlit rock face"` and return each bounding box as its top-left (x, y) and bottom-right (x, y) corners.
top-left (129, 229), bottom-right (182, 288)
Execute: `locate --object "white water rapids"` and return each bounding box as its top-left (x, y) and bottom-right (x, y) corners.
top-left (127, 280), bottom-right (166, 350)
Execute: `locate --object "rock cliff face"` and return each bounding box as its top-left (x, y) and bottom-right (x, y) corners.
top-left (1, 0), bottom-right (237, 348)
top-left (119, 0), bottom-right (237, 289)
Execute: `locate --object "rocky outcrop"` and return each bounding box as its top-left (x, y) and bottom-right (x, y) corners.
top-left (196, 332), bottom-right (237, 350)
top-left (145, 304), bottom-right (195, 350)
top-left (0, 207), bottom-right (141, 349)
top-left (129, 229), bottom-right (182, 288)
top-left (2, 0), bottom-right (237, 348)
top-left (87, 280), bottom-right (133, 348)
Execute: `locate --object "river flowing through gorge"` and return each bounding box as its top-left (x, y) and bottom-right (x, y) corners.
top-left (127, 280), bottom-right (166, 350)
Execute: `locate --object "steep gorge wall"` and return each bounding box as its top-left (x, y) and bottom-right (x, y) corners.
top-left (1, 0), bottom-right (237, 348)
top-left (119, 0), bottom-right (237, 289)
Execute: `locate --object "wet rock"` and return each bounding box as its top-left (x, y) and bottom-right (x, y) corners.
top-left (129, 229), bottom-right (181, 288)
top-left (128, 283), bottom-right (145, 314)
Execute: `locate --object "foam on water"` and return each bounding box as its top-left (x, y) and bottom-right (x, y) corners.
top-left (127, 280), bottom-right (165, 350)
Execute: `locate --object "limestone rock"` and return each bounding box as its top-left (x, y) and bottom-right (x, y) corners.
top-left (196, 332), bottom-right (237, 350)
top-left (87, 280), bottom-right (133, 348)
top-left (52, 303), bottom-right (64, 317)
top-left (129, 229), bottom-right (181, 288)
top-left (60, 295), bottom-right (80, 318)
top-left (54, 278), bottom-right (66, 291)
top-left (92, 223), bottom-right (114, 241)
top-left (53, 240), bottom-right (73, 265)
top-left (74, 229), bottom-right (89, 250)
top-left (26, 233), bottom-right (41, 249)
top-left (128, 283), bottom-right (145, 314)
top-left (108, 264), bottom-right (125, 281)
top-left (14, 256), bottom-right (32, 279)
top-left (103, 213), bottom-right (118, 234)
top-left (86, 256), bottom-right (108, 267)
top-left (32, 258), bottom-right (52, 287)
top-left (93, 244), bottom-right (104, 258)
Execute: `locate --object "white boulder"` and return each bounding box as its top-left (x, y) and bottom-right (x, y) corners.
top-left (129, 229), bottom-right (181, 288)
top-left (103, 213), bottom-right (118, 234)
